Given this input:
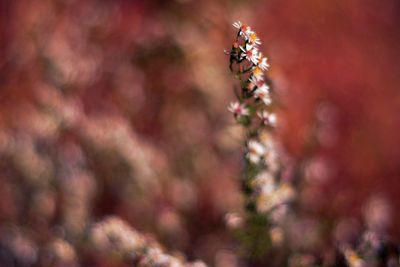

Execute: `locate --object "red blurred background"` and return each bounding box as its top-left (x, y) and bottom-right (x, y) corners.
top-left (258, 0), bottom-right (400, 236)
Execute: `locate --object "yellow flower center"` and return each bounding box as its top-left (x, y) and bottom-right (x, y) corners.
top-left (250, 33), bottom-right (258, 42)
top-left (253, 67), bottom-right (263, 77)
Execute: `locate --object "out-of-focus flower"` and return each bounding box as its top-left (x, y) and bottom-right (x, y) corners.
top-left (138, 248), bottom-right (184, 267)
top-left (288, 254), bottom-right (315, 267)
top-left (360, 230), bottom-right (382, 251)
top-left (334, 218), bottom-right (361, 244)
top-left (61, 171), bottom-right (96, 237)
top-left (186, 261), bottom-right (208, 267)
top-left (363, 196), bottom-right (392, 232)
top-left (228, 102), bottom-right (249, 117)
top-left (270, 204), bottom-right (289, 223)
top-left (304, 157), bottom-right (332, 184)
top-left (247, 76), bottom-right (263, 91)
top-left (225, 212), bottom-right (244, 230)
top-left (258, 56), bottom-right (270, 71)
top-left (158, 209), bottom-right (184, 237)
top-left (251, 67), bottom-right (264, 81)
top-left (343, 248), bottom-right (365, 267)
top-left (256, 183), bottom-right (295, 213)
top-left (90, 216), bottom-right (144, 256)
top-left (90, 216), bottom-right (205, 266)
top-left (246, 140), bottom-right (265, 164)
top-left (251, 171), bottom-right (275, 195)
top-left (0, 229), bottom-right (38, 266)
top-left (215, 250), bottom-right (239, 267)
top-left (258, 111), bottom-right (277, 126)
top-left (44, 238), bottom-right (77, 266)
top-left (254, 86), bottom-right (272, 105)
top-left (270, 227), bottom-right (284, 247)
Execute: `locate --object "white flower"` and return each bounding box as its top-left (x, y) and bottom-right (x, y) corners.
top-left (232, 21), bottom-right (242, 29)
top-left (241, 28), bottom-right (254, 40)
top-left (247, 140), bottom-right (265, 164)
top-left (233, 21), bottom-right (253, 39)
top-left (256, 183), bottom-right (295, 213)
top-left (240, 44), bottom-right (260, 65)
top-left (276, 183), bottom-right (296, 203)
top-left (343, 248), bottom-right (365, 267)
top-left (266, 154), bottom-right (280, 173)
top-left (225, 212), bottom-right (244, 229)
top-left (249, 73), bottom-right (266, 85)
top-left (258, 111), bottom-right (277, 126)
top-left (261, 139), bottom-right (280, 172)
top-left (254, 86), bottom-right (272, 105)
top-left (248, 32), bottom-right (261, 46)
top-left (251, 171), bottom-right (276, 195)
top-left (259, 56), bottom-right (270, 71)
top-left (259, 82), bottom-right (270, 91)
top-left (247, 80), bottom-right (256, 91)
top-left (248, 76), bottom-right (267, 92)
top-left (227, 101), bottom-right (249, 116)
top-left (251, 66), bottom-right (264, 81)
top-left (248, 76), bottom-right (260, 91)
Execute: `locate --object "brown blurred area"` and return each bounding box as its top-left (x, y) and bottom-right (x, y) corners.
top-left (0, 0), bottom-right (399, 266)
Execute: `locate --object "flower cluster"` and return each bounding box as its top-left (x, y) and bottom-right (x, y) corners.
top-left (227, 21), bottom-right (272, 121)
top-left (226, 21), bottom-right (295, 217)
top-left (89, 216), bottom-right (207, 267)
top-left (337, 229), bottom-right (399, 267)
top-left (226, 21), bottom-right (400, 267)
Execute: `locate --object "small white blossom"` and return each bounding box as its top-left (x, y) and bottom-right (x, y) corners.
top-left (228, 101), bottom-right (249, 116)
top-left (248, 32), bottom-right (261, 46)
top-left (258, 83), bottom-right (270, 92)
top-left (232, 21), bottom-right (242, 29)
top-left (90, 216), bottom-right (144, 254)
top-left (343, 248), bottom-right (365, 267)
top-left (251, 66), bottom-right (264, 81)
top-left (242, 28), bottom-right (254, 41)
top-left (256, 183), bottom-right (295, 213)
top-left (248, 76), bottom-right (259, 91)
top-left (262, 139), bottom-right (280, 172)
top-left (266, 154), bottom-right (280, 173)
top-left (225, 212), bottom-right (244, 229)
top-left (247, 140), bottom-right (265, 164)
top-left (240, 44), bottom-right (260, 65)
top-left (361, 231), bottom-right (381, 250)
top-left (259, 56), bottom-right (270, 71)
top-left (258, 111), bottom-right (277, 126)
top-left (232, 21), bottom-right (253, 40)
top-left (276, 183), bottom-right (296, 203)
top-left (248, 76), bottom-right (268, 92)
top-left (254, 86), bottom-right (272, 105)
top-left (251, 171), bottom-right (276, 195)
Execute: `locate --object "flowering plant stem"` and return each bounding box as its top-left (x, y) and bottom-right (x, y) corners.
top-left (227, 21), bottom-right (287, 261)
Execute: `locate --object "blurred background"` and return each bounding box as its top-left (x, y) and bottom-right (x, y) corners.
top-left (0, 0), bottom-right (399, 266)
